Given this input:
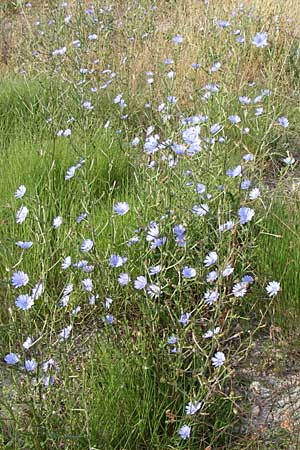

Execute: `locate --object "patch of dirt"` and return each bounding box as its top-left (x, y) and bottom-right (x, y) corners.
top-left (234, 335), bottom-right (300, 448)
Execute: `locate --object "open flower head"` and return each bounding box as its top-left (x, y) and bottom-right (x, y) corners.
top-left (14, 185), bottom-right (26, 199)
top-left (16, 205), bottom-right (29, 224)
top-left (178, 424), bottom-right (191, 440)
top-left (185, 401), bottom-right (202, 415)
top-left (11, 271), bottom-right (29, 288)
top-left (204, 251), bottom-right (218, 267)
top-left (212, 351), bottom-right (225, 367)
top-left (266, 281), bottom-right (280, 297)
top-left (182, 266), bottom-right (196, 278)
top-left (114, 202), bottom-right (129, 216)
top-left (15, 294), bottom-right (34, 310)
top-left (80, 239), bottom-right (93, 253)
top-left (4, 353), bottom-right (20, 364)
top-left (252, 32), bottom-right (268, 48)
top-left (238, 207), bottom-right (255, 225)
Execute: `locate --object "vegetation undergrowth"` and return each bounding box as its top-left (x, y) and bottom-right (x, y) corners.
top-left (1, 1), bottom-right (300, 449)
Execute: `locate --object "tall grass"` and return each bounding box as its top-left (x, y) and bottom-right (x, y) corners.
top-left (256, 193), bottom-right (300, 332)
top-left (1, 1), bottom-right (300, 449)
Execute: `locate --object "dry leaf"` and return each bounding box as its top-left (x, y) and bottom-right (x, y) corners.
top-left (165, 409), bottom-right (176, 423)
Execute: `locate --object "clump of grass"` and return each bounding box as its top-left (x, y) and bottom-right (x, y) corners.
top-left (256, 192), bottom-right (300, 332)
top-left (1, 1), bottom-right (300, 449)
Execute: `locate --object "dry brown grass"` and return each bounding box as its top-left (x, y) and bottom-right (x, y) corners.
top-left (1, 0), bottom-right (300, 101)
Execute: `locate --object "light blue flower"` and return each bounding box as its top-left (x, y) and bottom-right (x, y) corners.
top-left (14, 185), bottom-right (26, 199)
top-left (65, 166), bottom-right (76, 180)
top-left (118, 273), bottom-right (131, 286)
top-left (147, 284), bottom-right (161, 298)
top-left (82, 278), bottom-right (93, 292)
top-left (228, 115), bottom-right (241, 124)
top-left (16, 205), bottom-right (29, 224)
top-left (24, 359), bottom-right (37, 372)
top-left (62, 256), bottom-right (71, 270)
top-left (249, 188), bottom-right (260, 200)
top-left (182, 126), bottom-right (200, 145)
top-left (210, 62), bottom-right (221, 72)
top-left (172, 35), bottom-right (183, 44)
top-left (82, 101), bottom-right (94, 110)
top-left (105, 314), bottom-right (114, 324)
top-left (16, 241), bottom-right (33, 249)
top-left (204, 251), bottom-right (218, 267)
top-left (114, 202), bottom-right (129, 216)
top-left (31, 282), bottom-right (43, 300)
top-left (134, 276), bottom-right (147, 289)
top-left (179, 424), bottom-right (191, 440)
top-left (167, 95), bottom-right (177, 104)
top-left (144, 135), bottom-right (159, 154)
top-left (239, 96), bottom-right (251, 105)
top-left (80, 239), bottom-right (93, 253)
top-left (63, 283), bottom-right (73, 296)
top-left (63, 128), bottom-right (71, 137)
top-left (252, 32), bottom-right (268, 48)
top-left (241, 179), bottom-right (251, 190)
top-left (127, 235), bottom-right (139, 246)
top-left (71, 306), bottom-right (80, 316)
top-left (219, 220), bottom-right (235, 232)
top-left (232, 282), bottom-right (247, 297)
top-left (73, 39), bottom-right (81, 48)
top-left (146, 221), bottom-right (160, 241)
top-left (211, 351), bottom-right (225, 367)
top-left (242, 275), bottom-right (254, 284)
top-left (76, 212), bottom-right (88, 223)
top-left (206, 270), bottom-right (218, 282)
top-left (210, 123), bottom-right (221, 134)
top-left (149, 265), bottom-right (161, 276)
top-left (185, 400), bottom-right (202, 415)
top-left (109, 254), bottom-right (127, 268)
top-left (52, 216), bottom-right (63, 228)
top-left (278, 116), bottom-right (289, 128)
top-left (23, 336), bottom-right (33, 349)
top-left (238, 207), bottom-right (255, 225)
top-left (11, 271), bottom-right (29, 288)
top-left (168, 335), bottom-right (177, 345)
top-left (4, 353), bottom-right (20, 364)
top-left (179, 312), bottom-right (191, 326)
top-left (253, 95), bottom-right (262, 103)
top-left (88, 294), bottom-right (97, 305)
top-left (44, 375), bottom-right (55, 388)
top-left (60, 295), bottom-right (69, 307)
top-left (218, 20), bottom-right (230, 28)
top-left (59, 325), bottom-right (72, 340)
top-left (182, 267), bottom-right (196, 278)
top-left (196, 183), bottom-right (206, 194)
top-left (203, 327), bottom-right (220, 338)
top-left (52, 47), bottom-right (66, 56)
top-left (227, 165), bottom-right (242, 177)
top-left (105, 297), bottom-right (113, 309)
top-left (132, 137), bottom-right (140, 146)
top-left (192, 204), bottom-right (209, 216)
top-left (283, 156), bottom-right (295, 165)
top-left (243, 153), bottom-right (254, 162)
top-left (204, 290), bottom-right (219, 305)
top-left (266, 281), bottom-right (280, 297)
top-left (222, 266), bottom-right (234, 277)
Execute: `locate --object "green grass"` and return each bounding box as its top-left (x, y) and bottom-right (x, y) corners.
top-left (256, 192), bottom-right (300, 332)
top-left (1, 1), bottom-right (300, 449)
